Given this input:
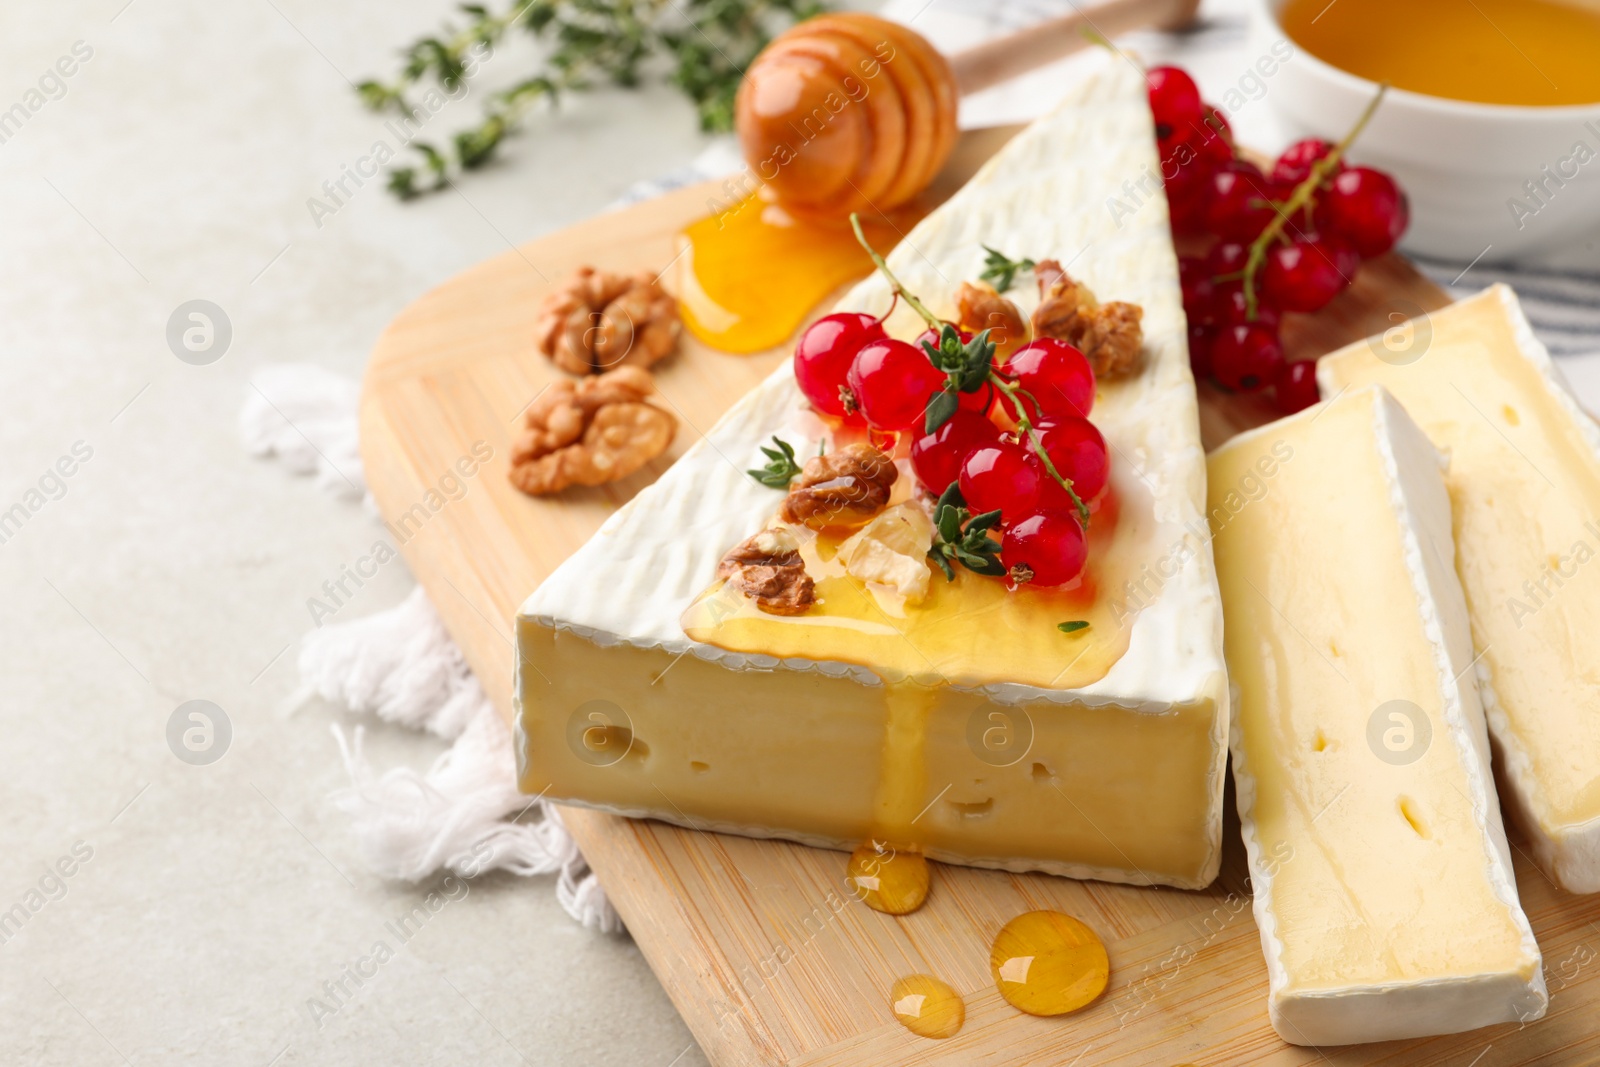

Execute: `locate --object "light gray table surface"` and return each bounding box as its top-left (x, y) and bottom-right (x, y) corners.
top-left (8, 2), bottom-right (1597, 1066)
top-left (1, 2), bottom-right (723, 1064)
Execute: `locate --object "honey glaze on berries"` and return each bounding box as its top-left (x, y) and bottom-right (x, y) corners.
top-left (681, 463), bottom-right (1156, 692)
top-left (677, 193), bottom-right (925, 355)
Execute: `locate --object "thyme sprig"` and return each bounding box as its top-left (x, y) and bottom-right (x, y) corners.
top-left (747, 435), bottom-right (803, 488)
top-left (920, 324), bottom-right (996, 434)
top-left (927, 483), bottom-right (1004, 581)
top-left (848, 214), bottom-right (1090, 529)
top-left (977, 245), bottom-right (1036, 292)
top-left (358, 0), bottom-right (827, 199)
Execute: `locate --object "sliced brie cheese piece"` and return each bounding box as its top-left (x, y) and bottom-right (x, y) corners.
top-left (1210, 384), bottom-right (1546, 1046)
top-left (516, 55), bottom-right (1230, 887)
top-left (1320, 285), bottom-right (1600, 893)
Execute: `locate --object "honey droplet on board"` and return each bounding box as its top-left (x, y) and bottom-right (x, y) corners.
top-left (677, 194), bottom-right (921, 355)
top-left (890, 973), bottom-right (965, 1040)
top-left (847, 841), bottom-right (929, 915)
top-left (990, 909), bottom-right (1109, 1016)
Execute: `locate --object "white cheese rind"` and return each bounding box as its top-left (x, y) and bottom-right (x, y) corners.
top-left (1319, 285), bottom-right (1600, 893)
top-left (1221, 387), bottom-right (1546, 1046)
top-left (524, 52), bottom-right (1226, 714)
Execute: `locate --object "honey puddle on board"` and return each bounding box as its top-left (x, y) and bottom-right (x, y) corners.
top-left (890, 973), bottom-right (965, 1039)
top-left (1282, 0), bottom-right (1600, 107)
top-left (677, 193), bottom-right (925, 354)
top-left (991, 909), bottom-right (1110, 1017)
top-left (847, 840), bottom-right (929, 915)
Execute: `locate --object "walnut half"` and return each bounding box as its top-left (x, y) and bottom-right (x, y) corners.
top-left (717, 527), bottom-right (816, 616)
top-left (1031, 259), bottom-right (1144, 380)
top-left (957, 280), bottom-right (1028, 359)
top-left (533, 266), bottom-right (680, 376)
top-left (779, 443), bottom-right (898, 530)
top-left (508, 366), bottom-right (676, 495)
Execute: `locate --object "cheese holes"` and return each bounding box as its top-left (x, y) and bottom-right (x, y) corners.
top-left (1398, 796), bottom-right (1431, 839)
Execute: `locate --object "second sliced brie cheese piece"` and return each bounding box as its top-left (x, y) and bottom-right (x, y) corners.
top-left (1210, 385), bottom-right (1545, 1046)
top-left (1320, 284), bottom-right (1600, 893)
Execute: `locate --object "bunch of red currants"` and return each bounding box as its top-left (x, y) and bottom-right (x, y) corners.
top-left (1148, 65), bottom-right (1409, 413)
top-left (793, 312), bottom-right (1107, 588)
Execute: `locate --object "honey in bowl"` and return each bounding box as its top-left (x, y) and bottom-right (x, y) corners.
top-left (1281, 0), bottom-right (1600, 107)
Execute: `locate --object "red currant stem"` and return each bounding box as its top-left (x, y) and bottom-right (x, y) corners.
top-left (877, 291), bottom-right (900, 325)
top-left (849, 213), bottom-right (942, 332)
top-left (988, 372), bottom-right (1090, 529)
top-left (1241, 84), bottom-right (1389, 319)
top-left (1008, 382), bottom-right (1047, 419)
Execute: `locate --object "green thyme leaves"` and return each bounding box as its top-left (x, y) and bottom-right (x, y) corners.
top-left (747, 435), bottom-right (804, 489)
top-left (978, 245), bottom-right (1037, 292)
top-left (927, 482), bottom-right (1004, 580)
top-left (360, 0), bottom-right (827, 199)
top-left (921, 325), bottom-right (996, 434)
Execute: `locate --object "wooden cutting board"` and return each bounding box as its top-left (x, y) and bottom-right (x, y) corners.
top-left (358, 127), bottom-right (1600, 1065)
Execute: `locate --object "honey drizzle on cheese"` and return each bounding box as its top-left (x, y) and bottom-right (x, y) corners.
top-left (680, 482), bottom-right (1152, 691)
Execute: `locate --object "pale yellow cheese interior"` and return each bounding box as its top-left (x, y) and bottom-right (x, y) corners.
top-left (1321, 289), bottom-right (1600, 846)
top-left (1210, 388), bottom-right (1532, 995)
top-left (519, 622), bottom-right (1223, 885)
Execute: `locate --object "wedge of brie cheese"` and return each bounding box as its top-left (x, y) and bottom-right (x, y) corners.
top-left (516, 55), bottom-right (1230, 887)
top-left (1321, 285), bottom-right (1600, 893)
top-left (1211, 384), bottom-right (1546, 1046)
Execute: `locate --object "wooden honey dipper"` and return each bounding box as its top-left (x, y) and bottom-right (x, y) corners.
top-left (735, 0), bottom-right (1201, 216)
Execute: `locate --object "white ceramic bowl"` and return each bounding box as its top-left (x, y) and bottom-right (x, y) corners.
top-left (1249, 0), bottom-right (1600, 262)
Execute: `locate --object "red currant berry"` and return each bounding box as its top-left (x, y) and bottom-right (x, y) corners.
top-left (1180, 256), bottom-right (1216, 316)
top-left (1035, 417), bottom-right (1109, 503)
top-left (1003, 338), bottom-right (1095, 420)
top-left (1271, 138), bottom-right (1343, 186)
top-left (846, 339), bottom-right (944, 432)
top-left (794, 312), bottom-right (884, 420)
top-left (1188, 323), bottom-right (1216, 379)
top-left (1212, 322), bottom-right (1284, 392)
top-left (1194, 107), bottom-right (1234, 165)
top-left (1166, 178), bottom-right (1213, 237)
top-left (1206, 241), bottom-right (1250, 277)
top-left (960, 442), bottom-right (1042, 517)
top-left (1275, 359), bottom-right (1320, 414)
top-left (1002, 510), bottom-right (1087, 588)
top-left (1261, 238), bottom-right (1359, 313)
top-left (1210, 282), bottom-right (1282, 330)
top-left (1316, 167), bottom-right (1409, 258)
top-left (1205, 161), bottom-right (1280, 243)
top-left (910, 410), bottom-right (1001, 495)
top-left (1159, 132), bottom-right (1216, 202)
top-left (1147, 66), bottom-right (1203, 139)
